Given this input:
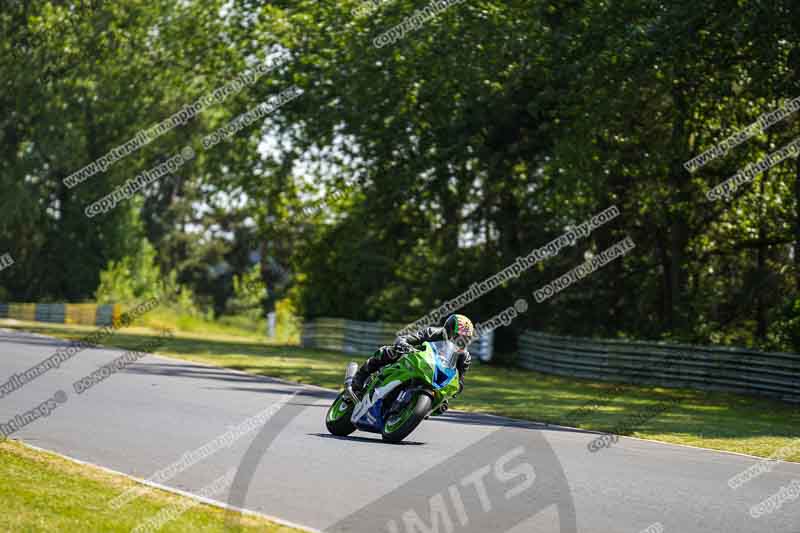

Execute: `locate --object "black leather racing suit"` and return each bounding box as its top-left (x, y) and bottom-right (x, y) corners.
top-left (352, 326), bottom-right (471, 393)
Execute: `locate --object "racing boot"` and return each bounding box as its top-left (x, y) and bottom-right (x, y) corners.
top-left (350, 363), bottom-right (373, 396)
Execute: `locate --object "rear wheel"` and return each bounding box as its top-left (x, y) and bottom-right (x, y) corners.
top-left (326, 392), bottom-right (356, 436)
top-left (382, 392), bottom-right (432, 443)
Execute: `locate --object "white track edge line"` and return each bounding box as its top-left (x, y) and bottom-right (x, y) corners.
top-left (13, 440), bottom-right (323, 533)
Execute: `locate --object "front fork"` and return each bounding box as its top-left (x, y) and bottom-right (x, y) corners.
top-left (343, 362), bottom-right (359, 403)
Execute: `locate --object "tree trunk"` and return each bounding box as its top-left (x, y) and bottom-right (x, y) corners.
top-left (795, 156), bottom-right (800, 291)
top-left (666, 88), bottom-right (692, 334)
top-left (656, 228), bottom-right (672, 327)
top-left (756, 171), bottom-right (767, 340)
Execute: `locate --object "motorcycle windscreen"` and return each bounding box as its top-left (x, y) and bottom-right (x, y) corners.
top-left (429, 340), bottom-right (458, 390)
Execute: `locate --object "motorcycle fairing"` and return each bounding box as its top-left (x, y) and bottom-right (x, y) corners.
top-left (350, 379), bottom-right (403, 432)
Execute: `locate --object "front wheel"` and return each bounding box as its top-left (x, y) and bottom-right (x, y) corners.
top-left (382, 392), bottom-right (432, 443)
top-left (326, 392), bottom-right (356, 436)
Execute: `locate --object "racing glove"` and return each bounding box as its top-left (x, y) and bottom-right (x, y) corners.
top-left (393, 338), bottom-right (416, 355)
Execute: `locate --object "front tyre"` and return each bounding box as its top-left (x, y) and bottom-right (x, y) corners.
top-left (382, 392), bottom-right (432, 443)
top-left (326, 392), bottom-right (356, 436)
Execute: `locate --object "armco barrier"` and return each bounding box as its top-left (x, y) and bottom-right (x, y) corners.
top-left (9, 303), bottom-right (35, 322)
top-left (35, 303), bottom-right (66, 323)
top-left (66, 304), bottom-right (97, 325)
top-left (518, 330), bottom-right (800, 403)
top-left (302, 317), bottom-right (494, 362)
top-left (0, 303), bottom-right (121, 326)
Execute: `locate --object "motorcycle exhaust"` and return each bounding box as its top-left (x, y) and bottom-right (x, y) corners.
top-left (344, 362), bottom-right (359, 402)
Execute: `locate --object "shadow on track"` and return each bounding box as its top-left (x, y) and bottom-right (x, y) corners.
top-left (308, 432), bottom-right (426, 445)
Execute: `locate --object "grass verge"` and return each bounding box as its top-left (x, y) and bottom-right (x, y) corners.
top-left (0, 439), bottom-right (300, 533)
top-left (3, 319), bottom-right (799, 462)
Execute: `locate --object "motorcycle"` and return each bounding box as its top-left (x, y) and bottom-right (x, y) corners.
top-left (325, 340), bottom-right (461, 443)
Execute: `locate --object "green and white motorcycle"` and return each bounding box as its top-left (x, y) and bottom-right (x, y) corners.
top-left (325, 340), bottom-right (461, 443)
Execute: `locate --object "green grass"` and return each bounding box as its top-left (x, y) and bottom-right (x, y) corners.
top-left (3, 319), bottom-right (800, 462)
top-left (135, 307), bottom-right (298, 344)
top-left (0, 439), bottom-right (299, 533)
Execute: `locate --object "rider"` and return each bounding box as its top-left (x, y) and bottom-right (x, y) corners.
top-left (351, 314), bottom-right (475, 399)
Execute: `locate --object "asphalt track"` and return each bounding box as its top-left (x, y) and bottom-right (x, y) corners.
top-left (0, 327), bottom-right (799, 533)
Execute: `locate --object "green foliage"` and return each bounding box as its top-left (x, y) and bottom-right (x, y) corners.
top-left (2, 0), bottom-right (800, 353)
top-left (263, 0), bottom-right (800, 352)
top-left (227, 266), bottom-right (267, 320)
top-left (95, 237), bottom-right (205, 318)
top-left (274, 297), bottom-right (300, 344)
top-left (95, 238), bottom-right (163, 304)
top-left (772, 297), bottom-right (800, 350)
